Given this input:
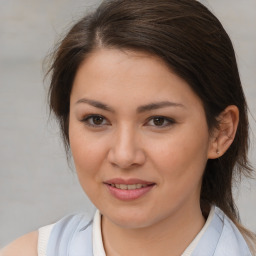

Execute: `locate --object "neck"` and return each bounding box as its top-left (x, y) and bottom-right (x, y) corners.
top-left (101, 203), bottom-right (205, 256)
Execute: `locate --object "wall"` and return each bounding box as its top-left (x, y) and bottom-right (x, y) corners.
top-left (0, 0), bottom-right (255, 247)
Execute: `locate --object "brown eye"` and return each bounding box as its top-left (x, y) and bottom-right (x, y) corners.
top-left (146, 116), bottom-right (175, 128)
top-left (82, 114), bottom-right (109, 127)
top-left (92, 116), bottom-right (104, 125)
top-left (153, 117), bottom-right (165, 126)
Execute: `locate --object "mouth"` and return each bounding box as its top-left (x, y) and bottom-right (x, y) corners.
top-left (108, 183), bottom-right (151, 190)
top-left (104, 179), bottom-right (156, 200)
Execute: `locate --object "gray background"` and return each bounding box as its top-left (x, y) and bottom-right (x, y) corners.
top-left (0, 0), bottom-right (255, 248)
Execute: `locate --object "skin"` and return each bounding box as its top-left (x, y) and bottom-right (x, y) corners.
top-left (1, 48), bottom-right (238, 255)
top-left (68, 48), bottom-right (225, 256)
top-left (0, 232), bottom-right (38, 256)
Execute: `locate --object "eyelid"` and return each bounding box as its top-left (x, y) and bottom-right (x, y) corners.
top-left (145, 116), bottom-right (176, 127)
top-left (80, 114), bottom-right (175, 128)
top-left (81, 114), bottom-right (110, 127)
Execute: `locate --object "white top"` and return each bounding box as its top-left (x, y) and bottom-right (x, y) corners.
top-left (38, 224), bottom-right (54, 256)
top-left (182, 206), bottom-right (215, 255)
top-left (93, 210), bottom-right (106, 256)
top-left (38, 206), bottom-right (215, 256)
top-left (38, 206), bottom-right (252, 255)
top-left (92, 207), bottom-right (215, 256)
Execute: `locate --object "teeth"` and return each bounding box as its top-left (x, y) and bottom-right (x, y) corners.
top-left (128, 184), bottom-right (136, 189)
top-left (120, 184), bottom-right (127, 190)
top-left (110, 184), bottom-right (149, 190)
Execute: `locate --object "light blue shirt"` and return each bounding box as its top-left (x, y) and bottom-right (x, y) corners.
top-left (46, 206), bottom-right (252, 255)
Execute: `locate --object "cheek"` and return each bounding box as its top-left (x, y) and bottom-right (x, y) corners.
top-left (69, 129), bottom-right (106, 200)
top-left (71, 140), bottom-right (101, 174)
top-left (69, 122), bottom-right (103, 178)
top-left (150, 125), bottom-right (209, 183)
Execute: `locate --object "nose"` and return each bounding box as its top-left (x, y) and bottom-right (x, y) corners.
top-left (107, 125), bottom-right (146, 169)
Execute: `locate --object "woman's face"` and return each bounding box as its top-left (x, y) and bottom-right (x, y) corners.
top-left (69, 49), bottom-right (215, 229)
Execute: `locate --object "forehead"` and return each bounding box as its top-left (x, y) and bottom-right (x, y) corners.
top-left (71, 48), bottom-right (202, 110)
top-left (75, 48), bottom-right (172, 84)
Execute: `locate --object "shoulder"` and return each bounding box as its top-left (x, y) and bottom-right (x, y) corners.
top-left (0, 213), bottom-right (95, 256)
top-left (46, 213), bottom-right (94, 252)
top-left (212, 207), bottom-right (252, 255)
top-left (0, 231), bottom-right (38, 256)
top-left (191, 206), bottom-right (253, 255)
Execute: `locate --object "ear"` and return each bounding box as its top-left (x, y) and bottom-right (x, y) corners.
top-left (208, 105), bottom-right (239, 159)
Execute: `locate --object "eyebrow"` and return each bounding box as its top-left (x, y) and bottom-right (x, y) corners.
top-left (76, 98), bottom-right (115, 112)
top-left (76, 98), bottom-right (185, 113)
top-left (137, 101), bottom-right (185, 113)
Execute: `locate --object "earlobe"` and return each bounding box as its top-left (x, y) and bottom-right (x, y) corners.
top-left (208, 105), bottom-right (239, 159)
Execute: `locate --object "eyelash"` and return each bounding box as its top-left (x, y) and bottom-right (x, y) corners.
top-left (81, 114), bottom-right (109, 127)
top-left (81, 114), bottom-right (175, 128)
top-left (145, 116), bottom-right (175, 128)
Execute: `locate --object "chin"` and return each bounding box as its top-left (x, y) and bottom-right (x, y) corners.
top-left (104, 209), bottom-right (157, 230)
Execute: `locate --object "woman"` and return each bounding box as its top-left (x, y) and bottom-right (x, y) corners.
top-left (1, 0), bottom-right (255, 255)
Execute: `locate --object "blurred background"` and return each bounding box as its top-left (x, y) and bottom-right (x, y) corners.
top-left (0, 0), bottom-right (255, 247)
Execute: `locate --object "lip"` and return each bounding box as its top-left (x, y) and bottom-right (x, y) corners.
top-left (104, 178), bottom-right (155, 201)
top-left (104, 178), bottom-right (154, 185)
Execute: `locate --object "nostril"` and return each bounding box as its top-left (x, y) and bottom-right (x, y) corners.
top-left (108, 149), bottom-right (146, 169)
top-left (107, 132), bottom-right (146, 168)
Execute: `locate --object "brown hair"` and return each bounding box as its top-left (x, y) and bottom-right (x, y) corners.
top-left (47, 0), bottom-right (255, 251)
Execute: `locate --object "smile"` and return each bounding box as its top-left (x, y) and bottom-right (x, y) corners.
top-left (109, 184), bottom-right (149, 190)
top-left (104, 180), bottom-right (155, 200)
